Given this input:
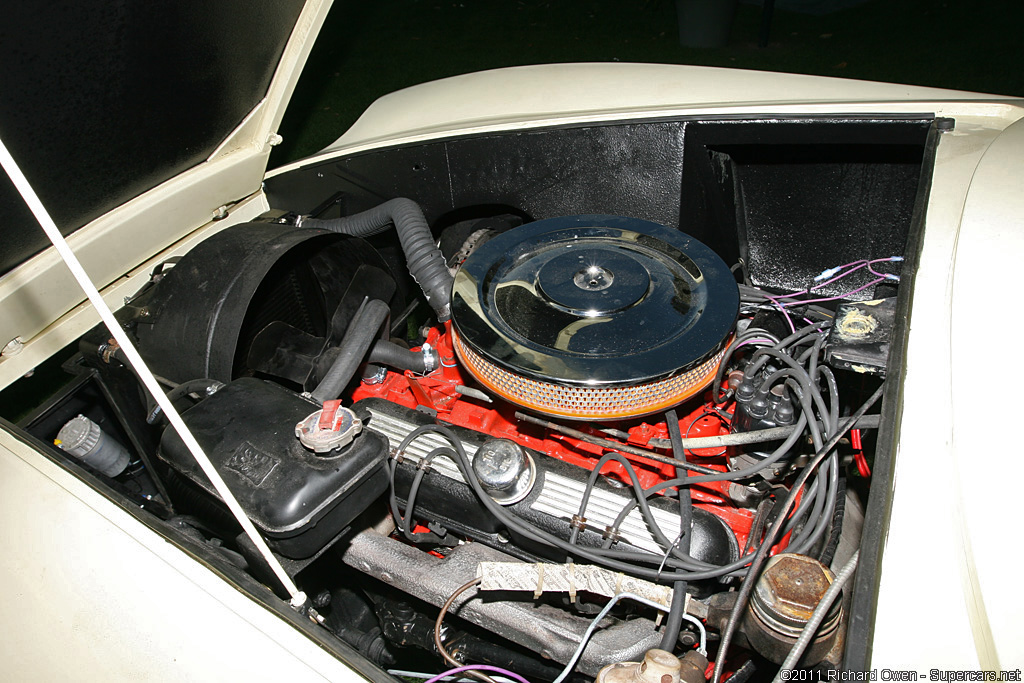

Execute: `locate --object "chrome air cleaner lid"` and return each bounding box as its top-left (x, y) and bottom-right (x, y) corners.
top-left (450, 215), bottom-right (738, 419)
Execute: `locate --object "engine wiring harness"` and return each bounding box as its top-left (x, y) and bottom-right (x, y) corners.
top-left (380, 252), bottom-right (891, 682)
top-left (55, 192), bottom-right (897, 683)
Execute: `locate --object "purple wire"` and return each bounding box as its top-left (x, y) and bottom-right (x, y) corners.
top-left (763, 294), bottom-right (796, 333)
top-left (776, 261), bottom-right (867, 301)
top-left (423, 665), bottom-right (532, 683)
top-left (770, 256), bottom-right (900, 309)
top-left (831, 258), bottom-right (871, 270)
top-left (775, 257), bottom-right (899, 301)
top-left (867, 257), bottom-right (900, 281)
top-left (807, 261), bottom-right (869, 294)
top-left (779, 277), bottom-right (886, 308)
top-left (866, 262), bottom-right (887, 279)
top-left (734, 337), bottom-right (776, 351)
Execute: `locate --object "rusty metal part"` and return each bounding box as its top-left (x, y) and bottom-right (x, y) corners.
top-left (597, 649), bottom-right (681, 683)
top-left (678, 651), bottom-right (709, 683)
top-left (743, 553), bottom-right (842, 665)
top-left (339, 528), bottom-right (662, 676)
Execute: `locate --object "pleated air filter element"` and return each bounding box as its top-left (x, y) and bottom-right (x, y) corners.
top-left (450, 215), bottom-right (739, 421)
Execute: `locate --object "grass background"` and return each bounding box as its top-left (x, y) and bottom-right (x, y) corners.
top-left (271, 0), bottom-right (1024, 166)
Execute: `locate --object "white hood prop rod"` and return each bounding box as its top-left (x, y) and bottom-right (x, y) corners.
top-left (0, 138), bottom-right (307, 610)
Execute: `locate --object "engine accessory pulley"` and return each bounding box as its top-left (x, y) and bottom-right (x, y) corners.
top-left (450, 215), bottom-right (738, 420)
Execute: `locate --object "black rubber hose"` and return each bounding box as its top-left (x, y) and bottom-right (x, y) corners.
top-left (573, 451), bottom-right (738, 573)
top-left (389, 447), bottom-right (448, 545)
top-left (166, 378), bottom-right (225, 403)
top-left (106, 347), bottom-right (175, 388)
top-left (710, 383), bottom-right (885, 683)
top-left (399, 424), bottom-right (752, 582)
top-left (726, 660), bottom-right (758, 683)
top-left (598, 412), bottom-right (810, 557)
top-left (819, 476), bottom-right (847, 567)
top-left (311, 299), bottom-right (390, 402)
top-left (146, 378), bottom-right (225, 424)
top-left (404, 447), bottom-right (448, 543)
top-left (94, 343), bottom-right (177, 422)
top-left (301, 198), bottom-right (454, 321)
top-left (643, 414), bottom-right (879, 450)
top-left (369, 339), bottom-right (426, 374)
top-left (660, 408), bottom-right (692, 651)
top-left (713, 321), bottom-right (828, 405)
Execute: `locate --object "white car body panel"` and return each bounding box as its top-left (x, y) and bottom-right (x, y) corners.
top-left (0, 430), bottom-right (361, 681)
top-left (0, 0), bottom-right (333, 387)
top-left (4, 54), bottom-right (1024, 675)
top-left (0, 192), bottom-right (269, 389)
top-left (870, 116), bottom-right (1024, 671)
top-left (869, 120), bottom-right (998, 670)
top-left (282, 63), bottom-right (1016, 165)
top-left (947, 117), bottom-right (1024, 666)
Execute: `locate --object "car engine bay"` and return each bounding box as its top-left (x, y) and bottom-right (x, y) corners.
top-left (14, 115), bottom-right (936, 681)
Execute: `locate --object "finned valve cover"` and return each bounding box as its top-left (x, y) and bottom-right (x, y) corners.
top-left (450, 215), bottom-right (738, 420)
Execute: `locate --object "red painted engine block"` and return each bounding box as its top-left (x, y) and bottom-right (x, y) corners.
top-left (353, 324), bottom-right (755, 550)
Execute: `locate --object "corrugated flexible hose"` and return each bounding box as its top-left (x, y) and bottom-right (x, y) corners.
top-left (301, 198), bottom-right (453, 322)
